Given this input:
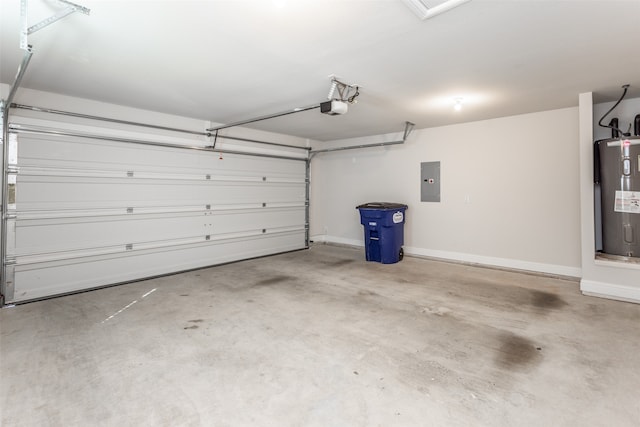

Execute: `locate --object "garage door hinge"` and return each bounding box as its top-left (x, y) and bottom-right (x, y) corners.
top-left (4, 213), bottom-right (17, 220)
top-left (4, 257), bottom-right (17, 266)
top-left (126, 207), bottom-right (134, 214)
top-left (125, 243), bottom-right (133, 250)
top-left (127, 171), bottom-right (134, 177)
top-left (7, 166), bottom-right (19, 174)
top-left (206, 174), bottom-right (211, 180)
top-left (205, 235), bottom-right (210, 240)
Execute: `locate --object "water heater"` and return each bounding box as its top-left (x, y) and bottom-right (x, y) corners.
top-left (596, 136), bottom-right (640, 258)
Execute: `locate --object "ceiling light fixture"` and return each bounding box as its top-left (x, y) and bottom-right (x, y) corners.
top-left (454, 98), bottom-right (463, 111)
top-left (401, 0), bottom-right (473, 20)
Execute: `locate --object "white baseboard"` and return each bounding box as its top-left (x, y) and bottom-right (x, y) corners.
top-left (580, 279), bottom-right (640, 304)
top-left (311, 234), bottom-right (582, 278)
top-left (405, 246), bottom-right (582, 278)
top-left (310, 235), bottom-right (361, 247)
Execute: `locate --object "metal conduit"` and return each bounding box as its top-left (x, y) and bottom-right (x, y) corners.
top-left (310, 121), bottom-right (415, 157)
top-left (212, 134), bottom-right (310, 151)
top-left (8, 124), bottom-right (308, 162)
top-left (6, 51), bottom-right (33, 108)
top-left (10, 104), bottom-right (310, 152)
top-left (311, 139), bottom-right (405, 155)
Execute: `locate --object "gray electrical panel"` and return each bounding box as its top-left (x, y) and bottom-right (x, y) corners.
top-left (421, 161), bottom-right (440, 202)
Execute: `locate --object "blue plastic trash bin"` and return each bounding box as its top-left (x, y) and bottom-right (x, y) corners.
top-left (356, 202), bottom-right (408, 264)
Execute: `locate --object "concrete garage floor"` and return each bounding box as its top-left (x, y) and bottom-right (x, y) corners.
top-left (1, 244), bottom-right (639, 427)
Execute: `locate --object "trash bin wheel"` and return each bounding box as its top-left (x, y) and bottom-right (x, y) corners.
top-left (399, 247), bottom-right (404, 261)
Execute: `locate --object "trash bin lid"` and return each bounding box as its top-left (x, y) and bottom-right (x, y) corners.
top-left (356, 202), bottom-right (408, 210)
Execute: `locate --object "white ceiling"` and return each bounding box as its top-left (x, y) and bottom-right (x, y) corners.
top-left (1, 0), bottom-right (639, 141)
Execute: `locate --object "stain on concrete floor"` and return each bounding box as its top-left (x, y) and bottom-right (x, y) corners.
top-left (357, 289), bottom-right (379, 297)
top-left (530, 290), bottom-right (567, 310)
top-left (495, 332), bottom-right (542, 370)
top-left (322, 259), bottom-right (355, 268)
top-left (252, 275), bottom-right (294, 287)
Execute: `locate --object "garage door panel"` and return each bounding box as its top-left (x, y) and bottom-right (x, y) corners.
top-left (11, 231), bottom-right (305, 302)
top-left (14, 207), bottom-right (305, 255)
top-left (5, 125), bottom-right (308, 303)
top-left (18, 133), bottom-right (304, 178)
top-left (16, 180), bottom-right (305, 207)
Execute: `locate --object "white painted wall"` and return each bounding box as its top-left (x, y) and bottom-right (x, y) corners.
top-left (580, 93), bottom-right (640, 304)
top-left (310, 108), bottom-right (582, 277)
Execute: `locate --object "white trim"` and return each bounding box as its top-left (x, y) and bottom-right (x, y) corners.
top-left (594, 258), bottom-right (640, 271)
top-left (580, 279), bottom-right (640, 304)
top-left (309, 235), bottom-right (361, 247)
top-left (405, 246), bottom-right (581, 278)
top-left (401, 0), bottom-right (473, 21)
top-left (314, 235), bottom-right (581, 278)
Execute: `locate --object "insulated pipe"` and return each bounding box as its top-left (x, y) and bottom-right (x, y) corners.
top-left (609, 118), bottom-right (620, 138)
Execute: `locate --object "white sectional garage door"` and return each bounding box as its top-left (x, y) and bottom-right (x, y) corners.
top-left (3, 121), bottom-right (307, 303)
